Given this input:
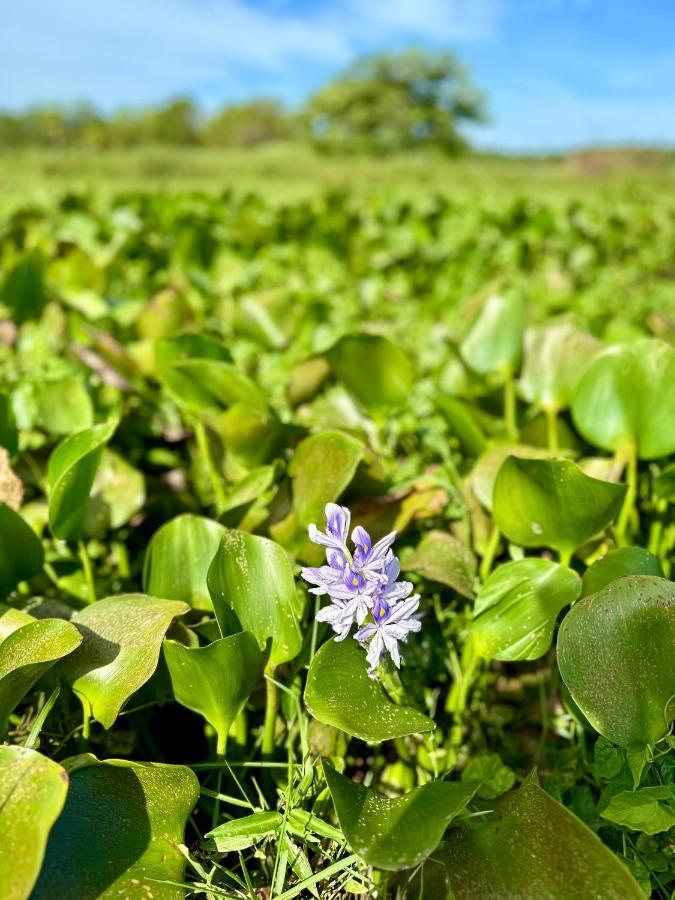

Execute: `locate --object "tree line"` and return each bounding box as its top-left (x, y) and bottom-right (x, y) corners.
top-left (1, 50), bottom-right (484, 155)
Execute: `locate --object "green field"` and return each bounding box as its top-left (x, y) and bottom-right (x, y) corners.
top-left (0, 149), bottom-right (673, 898)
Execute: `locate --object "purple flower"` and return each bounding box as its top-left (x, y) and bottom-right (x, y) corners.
top-left (301, 503), bottom-right (422, 677)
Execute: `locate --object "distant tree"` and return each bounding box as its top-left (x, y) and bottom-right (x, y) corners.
top-left (304, 48), bottom-right (485, 154)
top-left (204, 100), bottom-right (292, 147)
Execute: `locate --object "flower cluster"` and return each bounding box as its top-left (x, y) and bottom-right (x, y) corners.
top-left (301, 503), bottom-right (421, 677)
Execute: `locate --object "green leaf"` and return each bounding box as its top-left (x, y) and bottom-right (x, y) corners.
top-left (207, 810), bottom-right (284, 852)
top-left (571, 339), bottom-right (675, 459)
top-left (581, 548), bottom-right (664, 598)
top-left (62, 593), bottom-right (189, 728)
top-left (419, 777), bottom-right (643, 899)
top-left (208, 530), bottom-right (302, 667)
top-left (461, 753), bottom-right (515, 800)
top-left (35, 374), bottom-right (94, 436)
top-left (470, 443), bottom-right (551, 512)
top-left (47, 420), bottom-right (116, 541)
top-left (154, 333), bottom-right (232, 408)
top-left (493, 456), bottom-right (626, 554)
top-left (1, 249), bottom-right (47, 324)
top-left (32, 758), bottom-right (199, 899)
top-left (0, 746), bottom-right (68, 900)
top-left (403, 530), bottom-right (476, 599)
top-left (304, 638), bottom-right (434, 742)
top-left (0, 617), bottom-right (82, 735)
top-left (601, 787), bottom-right (675, 835)
top-left (324, 761), bottom-right (476, 870)
top-left (143, 513), bottom-right (226, 611)
top-left (85, 449), bottom-right (146, 534)
top-left (592, 736), bottom-right (625, 780)
top-left (326, 334), bottom-right (414, 408)
top-left (557, 576), bottom-right (675, 747)
top-left (0, 394), bottom-right (18, 456)
top-left (519, 322), bottom-right (600, 412)
top-left (0, 502), bottom-right (44, 597)
top-left (460, 294), bottom-right (524, 377)
top-left (164, 631), bottom-right (264, 753)
top-left (471, 559), bottom-right (581, 661)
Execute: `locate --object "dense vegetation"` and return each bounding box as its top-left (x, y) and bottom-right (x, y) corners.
top-left (0, 180), bottom-right (673, 898)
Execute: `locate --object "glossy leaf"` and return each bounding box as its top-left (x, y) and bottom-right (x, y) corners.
top-left (62, 593), bottom-right (189, 728)
top-left (143, 513), bottom-right (226, 611)
top-left (0, 502), bottom-right (44, 597)
top-left (305, 638), bottom-right (434, 742)
top-left (471, 559), bottom-right (581, 661)
top-left (32, 758), bottom-right (199, 899)
top-left (403, 530), bottom-right (476, 599)
top-left (519, 321), bottom-right (600, 412)
top-left (326, 334), bottom-right (414, 408)
top-left (47, 420), bottom-right (116, 541)
top-left (324, 761), bottom-right (476, 870)
top-left (460, 294), bottom-right (524, 377)
top-left (581, 547), bottom-right (664, 599)
top-left (420, 777), bottom-right (642, 899)
top-left (493, 456), bottom-right (626, 554)
top-left (0, 746), bottom-right (68, 900)
top-left (208, 530), bottom-right (302, 666)
top-left (0, 617), bottom-right (82, 734)
top-left (571, 339), bottom-right (675, 459)
top-left (470, 443), bottom-right (551, 512)
top-left (557, 576), bottom-right (675, 747)
top-left (164, 631), bottom-right (264, 752)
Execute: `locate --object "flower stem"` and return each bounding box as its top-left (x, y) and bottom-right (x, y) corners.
top-left (193, 418), bottom-right (227, 514)
top-left (262, 668), bottom-right (278, 757)
top-left (479, 523), bottom-right (501, 583)
top-left (216, 731), bottom-right (227, 760)
top-left (616, 443), bottom-right (638, 545)
top-left (78, 540), bottom-right (97, 605)
top-left (545, 406), bottom-right (559, 452)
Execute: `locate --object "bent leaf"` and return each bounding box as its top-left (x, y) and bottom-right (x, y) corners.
top-left (208, 530), bottom-right (302, 667)
top-left (62, 593), bottom-right (189, 728)
top-left (32, 758), bottom-right (199, 900)
top-left (471, 559), bottom-right (580, 661)
top-left (47, 420), bottom-right (116, 541)
top-left (493, 456), bottom-right (626, 554)
top-left (0, 746), bottom-right (68, 900)
top-left (0, 502), bottom-right (44, 597)
top-left (0, 617), bottom-right (82, 735)
top-left (557, 576), bottom-right (675, 747)
top-left (164, 631), bottom-right (264, 752)
top-left (143, 513), bottom-right (226, 611)
top-left (324, 761), bottom-right (476, 870)
top-left (571, 339), bottom-right (675, 460)
top-left (420, 777), bottom-right (643, 899)
top-left (305, 638), bottom-right (433, 742)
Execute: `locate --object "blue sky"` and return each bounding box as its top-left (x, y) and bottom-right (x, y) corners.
top-left (4, 0), bottom-right (675, 151)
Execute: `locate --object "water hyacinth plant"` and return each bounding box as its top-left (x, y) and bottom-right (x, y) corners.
top-left (301, 503), bottom-right (422, 675)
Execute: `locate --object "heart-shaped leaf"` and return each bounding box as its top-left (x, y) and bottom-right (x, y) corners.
top-left (164, 631), bottom-right (265, 754)
top-left (460, 294), bottom-right (524, 377)
top-left (415, 776), bottom-right (642, 899)
top-left (0, 502), bottom-right (44, 597)
top-left (32, 758), bottom-right (199, 899)
top-left (519, 322), bottom-right (600, 413)
top-left (493, 456), bottom-right (626, 555)
top-left (208, 530), bottom-right (302, 667)
top-left (557, 576), bottom-right (675, 747)
top-left (324, 761), bottom-right (476, 870)
top-left (0, 746), bottom-right (68, 900)
top-left (62, 593), bottom-right (189, 728)
top-left (325, 334), bottom-right (414, 408)
top-left (571, 339), bottom-right (675, 459)
top-left (47, 420), bottom-right (116, 541)
top-left (143, 513), bottom-right (226, 611)
top-left (403, 530), bottom-right (477, 599)
top-left (471, 559), bottom-right (581, 661)
top-left (0, 617), bottom-right (82, 735)
top-left (305, 638), bottom-right (434, 742)
top-left (581, 547), bottom-right (664, 599)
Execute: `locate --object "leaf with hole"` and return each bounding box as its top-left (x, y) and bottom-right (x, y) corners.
top-left (0, 746), bottom-right (68, 900)
top-left (471, 559), bottom-right (580, 661)
top-left (305, 638), bottom-right (434, 742)
top-left (493, 456), bottom-right (626, 554)
top-left (557, 576), bottom-right (675, 747)
top-left (324, 761), bottom-right (476, 870)
top-left (61, 593), bottom-right (189, 728)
